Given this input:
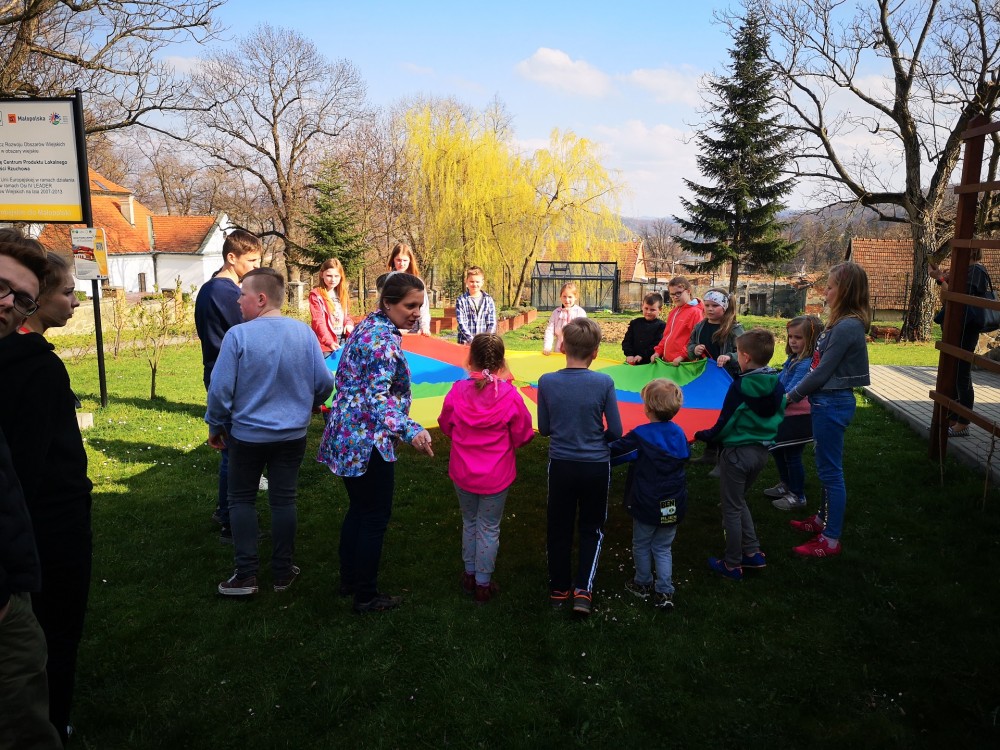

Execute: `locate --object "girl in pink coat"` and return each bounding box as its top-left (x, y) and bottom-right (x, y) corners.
top-left (438, 333), bottom-right (534, 603)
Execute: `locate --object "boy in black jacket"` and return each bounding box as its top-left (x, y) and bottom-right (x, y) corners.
top-left (622, 293), bottom-right (666, 365)
top-left (610, 378), bottom-right (689, 609)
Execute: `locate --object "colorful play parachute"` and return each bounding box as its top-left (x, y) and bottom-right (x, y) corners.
top-left (325, 336), bottom-right (732, 441)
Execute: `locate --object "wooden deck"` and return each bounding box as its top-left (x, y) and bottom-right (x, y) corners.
top-left (864, 365), bottom-right (1000, 488)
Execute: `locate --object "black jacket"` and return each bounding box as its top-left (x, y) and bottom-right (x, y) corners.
top-left (0, 333), bottom-right (92, 540)
top-left (0, 425), bottom-right (42, 608)
top-left (622, 317), bottom-right (667, 364)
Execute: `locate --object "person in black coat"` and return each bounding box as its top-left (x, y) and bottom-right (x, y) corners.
top-left (622, 293), bottom-right (667, 365)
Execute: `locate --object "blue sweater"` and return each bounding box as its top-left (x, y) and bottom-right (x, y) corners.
top-left (537, 368), bottom-right (622, 461)
top-left (206, 316), bottom-right (335, 443)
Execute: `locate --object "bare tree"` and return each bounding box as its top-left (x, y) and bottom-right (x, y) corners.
top-left (0, 1), bottom-right (222, 133)
top-left (741, 0), bottom-right (1000, 340)
top-left (180, 24), bottom-right (368, 281)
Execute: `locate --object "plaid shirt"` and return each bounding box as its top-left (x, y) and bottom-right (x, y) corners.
top-left (455, 291), bottom-right (497, 344)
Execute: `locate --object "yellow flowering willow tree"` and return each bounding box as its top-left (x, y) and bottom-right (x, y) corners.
top-left (400, 100), bottom-right (624, 305)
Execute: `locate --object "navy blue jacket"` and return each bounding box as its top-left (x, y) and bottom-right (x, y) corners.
top-left (610, 421), bottom-right (689, 527)
top-left (194, 275), bottom-right (242, 388)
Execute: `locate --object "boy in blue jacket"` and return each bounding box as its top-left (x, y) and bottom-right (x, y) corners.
top-left (610, 379), bottom-right (689, 610)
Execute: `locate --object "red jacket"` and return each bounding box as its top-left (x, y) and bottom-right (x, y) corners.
top-left (309, 288), bottom-right (353, 354)
top-left (654, 299), bottom-right (705, 361)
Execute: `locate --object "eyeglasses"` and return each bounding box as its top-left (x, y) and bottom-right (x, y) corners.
top-left (668, 290), bottom-right (686, 297)
top-left (0, 277), bottom-right (38, 316)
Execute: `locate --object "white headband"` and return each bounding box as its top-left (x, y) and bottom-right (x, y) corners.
top-left (704, 290), bottom-right (729, 310)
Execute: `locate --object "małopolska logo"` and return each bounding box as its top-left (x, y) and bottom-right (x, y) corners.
top-left (7, 113), bottom-right (16, 124)
top-left (49, 112), bottom-right (62, 125)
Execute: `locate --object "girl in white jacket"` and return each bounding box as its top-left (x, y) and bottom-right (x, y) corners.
top-left (543, 282), bottom-right (587, 355)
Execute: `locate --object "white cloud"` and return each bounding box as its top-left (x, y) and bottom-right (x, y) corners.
top-left (163, 55), bottom-right (202, 74)
top-left (624, 66), bottom-right (704, 107)
top-left (515, 47), bottom-right (612, 97)
top-left (593, 120), bottom-right (698, 217)
top-left (400, 61), bottom-right (434, 76)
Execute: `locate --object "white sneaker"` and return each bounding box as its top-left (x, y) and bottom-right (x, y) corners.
top-left (258, 476), bottom-right (269, 492)
top-left (771, 492), bottom-right (806, 511)
top-left (762, 482), bottom-right (787, 498)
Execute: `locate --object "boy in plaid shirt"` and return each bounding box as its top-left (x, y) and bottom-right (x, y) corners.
top-left (455, 266), bottom-right (497, 344)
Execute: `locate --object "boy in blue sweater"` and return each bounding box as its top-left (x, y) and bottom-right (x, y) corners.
top-left (537, 318), bottom-right (622, 616)
top-left (610, 378), bottom-right (689, 610)
top-left (207, 268), bottom-right (334, 597)
top-left (695, 328), bottom-right (785, 582)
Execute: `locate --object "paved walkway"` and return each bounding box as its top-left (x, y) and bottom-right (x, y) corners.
top-left (864, 365), bottom-right (1000, 488)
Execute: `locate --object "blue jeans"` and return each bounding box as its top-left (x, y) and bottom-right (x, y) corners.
top-left (339, 449), bottom-right (395, 604)
top-left (455, 484), bottom-right (509, 586)
top-left (810, 390), bottom-right (857, 540)
top-left (632, 521), bottom-right (677, 595)
top-left (228, 436), bottom-right (306, 579)
top-left (772, 444), bottom-right (806, 499)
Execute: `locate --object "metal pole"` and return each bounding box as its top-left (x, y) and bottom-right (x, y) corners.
top-left (73, 90), bottom-right (107, 408)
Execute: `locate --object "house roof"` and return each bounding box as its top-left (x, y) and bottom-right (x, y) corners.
top-left (848, 237), bottom-right (1000, 309)
top-left (88, 168), bottom-right (131, 195)
top-left (847, 238), bottom-right (917, 309)
top-left (37, 169), bottom-right (222, 256)
top-left (151, 215), bottom-right (220, 254)
top-left (543, 239), bottom-right (645, 282)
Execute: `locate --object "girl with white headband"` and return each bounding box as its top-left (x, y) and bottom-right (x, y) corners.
top-left (686, 288), bottom-right (744, 467)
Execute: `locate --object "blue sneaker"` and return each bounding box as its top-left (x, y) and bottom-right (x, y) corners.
top-left (741, 551), bottom-right (767, 569)
top-left (708, 557), bottom-right (743, 581)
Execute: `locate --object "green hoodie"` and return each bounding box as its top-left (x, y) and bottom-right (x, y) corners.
top-left (695, 367), bottom-right (786, 447)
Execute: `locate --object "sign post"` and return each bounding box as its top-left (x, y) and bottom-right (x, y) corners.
top-left (0, 91), bottom-right (107, 406)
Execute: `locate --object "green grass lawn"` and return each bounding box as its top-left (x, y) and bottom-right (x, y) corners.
top-left (61, 330), bottom-right (998, 748)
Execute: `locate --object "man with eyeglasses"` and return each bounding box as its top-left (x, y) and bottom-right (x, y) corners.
top-left (0, 239), bottom-right (63, 748)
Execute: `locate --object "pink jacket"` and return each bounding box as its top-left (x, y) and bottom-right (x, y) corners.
top-left (654, 299), bottom-right (705, 361)
top-left (438, 377), bottom-right (534, 494)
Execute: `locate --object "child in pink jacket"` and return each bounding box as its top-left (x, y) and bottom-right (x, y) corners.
top-left (438, 333), bottom-right (534, 604)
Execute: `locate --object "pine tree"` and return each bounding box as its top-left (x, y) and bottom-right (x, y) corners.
top-left (673, 11), bottom-right (798, 293)
top-left (300, 164), bottom-right (366, 278)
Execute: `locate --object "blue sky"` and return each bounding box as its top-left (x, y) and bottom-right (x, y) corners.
top-left (173, 1), bottom-right (751, 218)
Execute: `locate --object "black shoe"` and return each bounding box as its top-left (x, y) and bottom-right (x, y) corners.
top-left (354, 593), bottom-right (402, 614)
top-left (653, 592), bottom-right (674, 610)
top-left (218, 571), bottom-right (258, 596)
top-left (211, 509), bottom-right (225, 525)
top-left (220, 525), bottom-right (233, 545)
top-left (273, 565), bottom-right (301, 592)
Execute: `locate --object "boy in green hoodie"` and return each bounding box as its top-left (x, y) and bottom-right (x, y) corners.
top-left (694, 328), bottom-right (785, 582)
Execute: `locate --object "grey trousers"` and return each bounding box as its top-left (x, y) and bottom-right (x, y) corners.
top-left (718, 444), bottom-right (768, 567)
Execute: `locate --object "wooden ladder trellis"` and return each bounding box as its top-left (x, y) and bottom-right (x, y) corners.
top-left (929, 114), bottom-right (1000, 468)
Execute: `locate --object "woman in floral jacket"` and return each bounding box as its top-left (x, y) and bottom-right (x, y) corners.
top-left (318, 272), bottom-right (434, 614)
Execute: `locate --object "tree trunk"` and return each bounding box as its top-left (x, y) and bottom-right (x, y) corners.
top-left (727, 260), bottom-right (739, 297)
top-left (900, 223), bottom-right (936, 342)
top-left (150, 365), bottom-right (157, 401)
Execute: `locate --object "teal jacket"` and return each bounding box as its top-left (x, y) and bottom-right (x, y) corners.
top-left (695, 367), bottom-right (786, 447)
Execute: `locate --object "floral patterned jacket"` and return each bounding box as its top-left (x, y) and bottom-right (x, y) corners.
top-left (317, 309), bottom-right (423, 477)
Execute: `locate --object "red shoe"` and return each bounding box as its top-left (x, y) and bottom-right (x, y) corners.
top-left (793, 535), bottom-right (841, 558)
top-left (474, 581), bottom-right (499, 604)
top-left (460, 571), bottom-right (475, 595)
top-left (550, 589), bottom-right (571, 609)
top-left (789, 515), bottom-right (826, 535)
